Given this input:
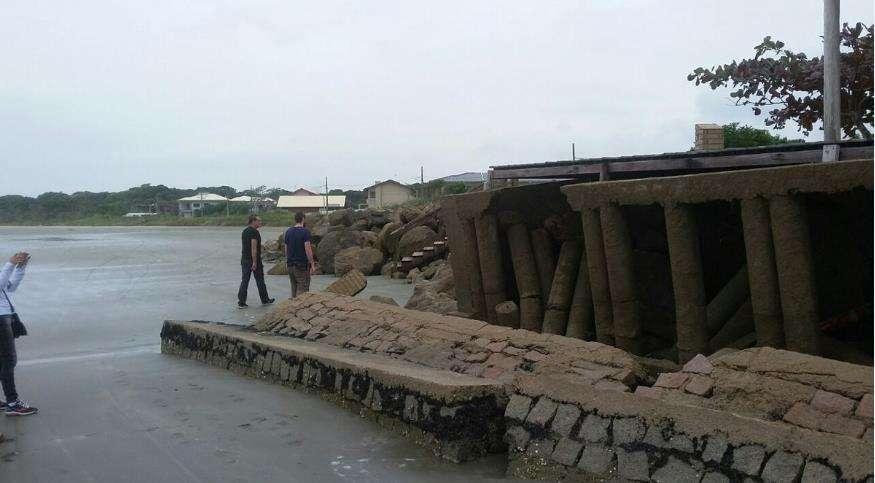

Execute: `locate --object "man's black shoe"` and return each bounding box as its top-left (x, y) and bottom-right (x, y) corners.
top-left (237, 302), bottom-right (248, 309)
top-left (262, 298), bottom-right (275, 305)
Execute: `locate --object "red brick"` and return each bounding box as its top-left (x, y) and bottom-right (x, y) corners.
top-left (684, 375), bottom-right (714, 397)
top-left (856, 394), bottom-right (873, 419)
top-left (482, 366), bottom-right (505, 380)
top-left (654, 372), bottom-right (690, 389)
top-left (810, 390), bottom-right (855, 416)
top-left (486, 341), bottom-right (508, 353)
top-left (783, 403), bottom-right (867, 438)
top-left (485, 352), bottom-right (519, 370)
top-left (681, 354), bottom-right (714, 374)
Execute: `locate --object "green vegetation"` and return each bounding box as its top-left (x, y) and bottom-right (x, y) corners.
top-left (689, 22), bottom-right (873, 138)
top-left (723, 123), bottom-right (803, 148)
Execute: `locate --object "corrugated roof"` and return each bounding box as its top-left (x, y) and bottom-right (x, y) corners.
top-left (178, 193), bottom-right (228, 202)
top-left (434, 172), bottom-right (484, 183)
top-left (229, 196), bottom-right (276, 203)
top-left (277, 195), bottom-right (346, 208)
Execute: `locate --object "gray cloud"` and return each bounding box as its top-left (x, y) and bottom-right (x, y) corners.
top-left (2, 0), bottom-right (871, 195)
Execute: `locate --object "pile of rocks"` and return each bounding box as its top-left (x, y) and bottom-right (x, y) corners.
top-left (265, 203), bottom-right (451, 283)
top-left (404, 258), bottom-right (459, 315)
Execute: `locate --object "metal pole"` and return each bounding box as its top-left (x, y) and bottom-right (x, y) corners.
top-left (572, 142), bottom-right (576, 161)
top-left (822, 0), bottom-right (841, 161)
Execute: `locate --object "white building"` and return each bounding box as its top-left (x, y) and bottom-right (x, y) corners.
top-left (364, 180), bottom-right (414, 209)
top-left (276, 195), bottom-right (346, 213)
top-left (177, 193), bottom-right (228, 217)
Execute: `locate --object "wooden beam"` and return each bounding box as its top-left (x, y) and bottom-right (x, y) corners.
top-left (489, 145), bottom-right (872, 180)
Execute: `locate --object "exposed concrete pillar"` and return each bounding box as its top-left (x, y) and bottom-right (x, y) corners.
top-left (580, 208), bottom-right (614, 345)
top-left (459, 217), bottom-right (486, 321)
top-left (530, 228), bottom-right (555, 304)
top-left (499, 212), bottom-right (543, 331)
top-left (565, 246), bottom-right (595, 340)
top-left (600, 204), bottom-right (643, 354)
top-left (495, 301), bottom-right (520, 328)
top-left (475, 212), bottom-right (507, 324)
top-left (442, 209), bottom-right (473, 314)
top-left (542, 241), bottom-right (583, 335)
top-left (769, 195), bottom-right (821, 355)
top-left (664, 204), bottom-right (709, 363)
top-left (740, 198), bottom-right (785, 348)
top-left (705, 266), bottom-right (750, 336)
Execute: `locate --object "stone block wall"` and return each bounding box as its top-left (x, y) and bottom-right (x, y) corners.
top-left (505, 372), bottom-right (873, 482)
top-left (161, 320), bottom-right (506, 462)
top-left (638, 348), bottom-right (874, 442)
top-left (254, 292), bottom-right (646, 390)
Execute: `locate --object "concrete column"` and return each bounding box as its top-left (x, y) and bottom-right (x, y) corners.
top-left (664, 204), bottom-right (709, 363)
top-left (581, 208), bottom-right (614, 345)
top-left (600, 204), bottom-right (642, 354)
top-left (459, 217), bottom-right (486, 321)
top-left (740, 198), bottom-right (785, 348)
top-left (475, 212), bottom-right (507, 324)
top-left (542, 241), bottom-right (582, 335)
top-left (769, 195), bottom-right (821, 355)
top-left (530, 228), bottom-right (555, 304)
top-left (565, 246), bottom-right (595, 340)
top-left (443, 211), bottom-right (472, 314)
top-left (500, 212), bottom-right (543, 331)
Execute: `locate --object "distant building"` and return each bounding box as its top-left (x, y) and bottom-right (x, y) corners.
top-left (177, 193), bottom-right (228, 217)
top-left (229, 196), bottom-right (276, 213)
top-left (364, 180), bottom-right (414, 209)
top-left (291, 188), bottom-right (319, 196)
top-left (276, 195), bottom-right (346, 213)
top-left (433, 172), bottom-right (485, 185)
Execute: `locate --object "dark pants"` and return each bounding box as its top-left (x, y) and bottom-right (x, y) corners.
top-left (0, 315), bottom-right (18, 402)
top-left (288, 264), bottom-right (311, 299)
top-left (238, 259), bottom-right (269, 304)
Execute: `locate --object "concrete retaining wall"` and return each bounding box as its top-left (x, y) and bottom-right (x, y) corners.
top-left (161, 320), bottom-right (506, 462)
top-left (506, 371), bottom-right (873, 482)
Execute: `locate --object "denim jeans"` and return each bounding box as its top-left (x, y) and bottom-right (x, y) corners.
top-left (0, 315), bottom-right (18, 402)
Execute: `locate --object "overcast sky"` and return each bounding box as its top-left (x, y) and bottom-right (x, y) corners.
top-left (2, 1), bottom-right (872, 196)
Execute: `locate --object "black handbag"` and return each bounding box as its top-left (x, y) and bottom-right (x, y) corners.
top-left (2, 290), bottom-right (27, 338)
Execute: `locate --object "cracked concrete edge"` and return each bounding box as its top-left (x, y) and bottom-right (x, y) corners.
top-left (562, 159), bottom-right (873, 208)
top-left (162, 319), bottom-right (506, 404)
top-left (512, 373), bottom-right (874, 480)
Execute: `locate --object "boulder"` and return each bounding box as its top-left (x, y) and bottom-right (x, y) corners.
top-left (367, 210), bottom-right (392, 229)
top-left (405, 284), bottom-right (458, 315)
top-left (334, 246), bottom-right (384, 276)
top-left (403, 262), bottom-right (458, 315)
top-left (380, 261), bottom-right (395, 278)
top-left (267, 260), bottom-right (289, 276)
top-left (369, 295), bottom-right (399, 306)
top-left (315, 228), bottom-right (366, 274)
top-left (378, 222), bottom-right (402, 255)
top-left (406, 267), bottom-right (421, 284)
top-left (327, 209), bottom-right (353, 227)
top-left (495, 301), bottom-right (520, 328)
top-left (398, 205), bottom-right (423, 224)
top-left (351, 219), bottom-right (370, 231)
top-left (325, 269), bottom-right (367, 296)
top-left (360, 230), bottom-right (379, 249)
top-left (420, 259), bottom-right (445, 280)
top-left (397, 226), bottom-right (440, 259)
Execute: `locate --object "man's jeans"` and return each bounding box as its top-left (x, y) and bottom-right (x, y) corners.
top-left (0, 315), bottom-right (18, 402)
top-left (238, 259), bottom-right (269, 304)
top-left (288, 264), bottom-right (311, 299)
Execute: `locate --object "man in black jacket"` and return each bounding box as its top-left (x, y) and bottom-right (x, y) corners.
top-left (237, 215), bottom-right (274, 308)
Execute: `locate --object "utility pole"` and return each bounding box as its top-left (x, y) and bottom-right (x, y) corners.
top-left (822, 0), bottom-right (841, 161)
top-left (324, 177), bottom-right (329, 213)
top-left (571, 142), bottom-right (576, 161)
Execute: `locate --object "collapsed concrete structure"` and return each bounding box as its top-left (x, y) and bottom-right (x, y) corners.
top-left (162, 292), bottom-right (873, 481)
top-left (442, 145), bottom-right (873, 366)
top-left (162, 142), bottom-right (873, 481)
